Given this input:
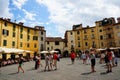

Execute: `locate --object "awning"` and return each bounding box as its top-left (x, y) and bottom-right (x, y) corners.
top-left (96, 48), bottom-right (106, 51)
top-left (40, 51), bottom-right (49, 54)
top-left (0, 47), bottom-right (31, 53)
top-left (50, 50), bottom-right (58, 54)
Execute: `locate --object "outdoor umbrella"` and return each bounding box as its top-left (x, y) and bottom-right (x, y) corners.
top-left (40, 51), bottom-right (49, 54)
top-left (50, 50), bottom-right (58, 54)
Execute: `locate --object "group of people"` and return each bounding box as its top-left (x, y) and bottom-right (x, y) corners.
top-left (104, 48), bottom-right (118, 73)
top-left (70, 49), bottom-right (96, 73)
top-left (70, 48), bottom-right (118, 73)
top-left (44, 52), bottom-right (59, 71)
top-left (17, 48), bottom-right (118, 74)
top-left (99, 48), bottom-right (118, 73)
top-left (17, 52), bottom-right (60, 73)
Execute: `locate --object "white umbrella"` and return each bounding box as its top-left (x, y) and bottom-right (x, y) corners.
top-left (50, 50), bottom-right (58, 54)
top-left (110, 47), bottom-right (117, 50)
top-left (40, 51), bottom-right (49, 54)
top-left (96, 48), bottom-right (105, 51)
top-left (0, 48), bottom-right (4, 53)
top-left (0, 47), bottom-right (25, 53)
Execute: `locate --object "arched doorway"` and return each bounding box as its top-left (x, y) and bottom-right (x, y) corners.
top-left (63, 50), bottom-right (69, 57)
top-left (2, 53), bottom-right (7, 60)
top-left (34, 52), bottom-right (37, 57)
top-left (55, 49), bottom-right (61, 54)
top-left (11, 53), bottom-right (16, 60)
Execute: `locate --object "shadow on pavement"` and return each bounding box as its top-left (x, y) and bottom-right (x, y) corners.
top-left (8, 72), bottom-right (18, 75)
top-left (81, 72), bottom-right (92, 75)
top-left (100, 72), bottom-right (108, 75)
top-left (37, 69), bottom-right (57, 73)
top-left (27, 68), bottom-right (35, 71)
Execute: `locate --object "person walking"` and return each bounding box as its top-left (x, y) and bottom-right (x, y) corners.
top-left (106, 48), bottom-right (113, 73)
top-left (81, 52), bottom-right (86, 64)
top-left (49, 53), bottom-right (53, 70)
top-left (85, 50), bottom-right (90, 65)
top-left (18, 57), bottom-right (24, 73)
top-left (99, 51), bottom-right (105, 64)
top-left (90, 48), bottom-right (96, 73)
top-left (37, 55), bottom-right (42, 69)
top-left (44, 53), bottom-right (50, 71)
top-left (53, 52), bottom-right (58, 70)
top-left (70, 50), bottom-right (76, 64)
top-left (111, 50), bottom-right (115, 67)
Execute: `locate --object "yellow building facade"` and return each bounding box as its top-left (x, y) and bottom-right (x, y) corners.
top-left (65, 17), bottom-right (120, 53)
top-left (71, 24), bottom-right (98, 51)
top-left (0, 18), bottom-right (46, 60)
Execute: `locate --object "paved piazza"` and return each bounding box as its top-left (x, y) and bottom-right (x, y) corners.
top-left (0, 58), bottom-right (120, 80)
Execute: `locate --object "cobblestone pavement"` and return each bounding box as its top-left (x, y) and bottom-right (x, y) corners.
top-left (0, 58), bottom-right (120, 80)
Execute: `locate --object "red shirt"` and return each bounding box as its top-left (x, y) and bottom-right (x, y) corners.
top-left (53, 54), bottom-right (58, 60)
top-left (70, 52), bottom-right (76, 59)
top-left (107, 52), bottom-right (112, 60)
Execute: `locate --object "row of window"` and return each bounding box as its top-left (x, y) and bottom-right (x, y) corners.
top-left (70, 29), bottom-right (95, 35)
top-left (3, 40), bottom-right (37, 48)
top-left (76, 41), bottom-right (120, 48)
top-left (47, 41), bottom-right (59, 45)
top-left (77, 34), bottom-right (113, 40)
top-left (4, 22), bottom-right (44, 35)
top-left (76, 42), bottom-right (104, 47)
top-left (2, 29), bottom-right (38, 41)
top-left (77, 41), bottom-right (95, 47)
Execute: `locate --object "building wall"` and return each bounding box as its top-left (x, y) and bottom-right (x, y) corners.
top-left (95, 21), bottom-right (106, 48)
top-left (75, 26), bottom-right (98, 51)
top-left (65, 17), bottom-right (120, 52)
top-left (113, 24), bottom-right (120, 47)
top-left (46, 41), bottom-right (65, 53)
top-left (0, 18), bottom-right (45, 59)
top-left (66, 30), bottom-right (76, 53)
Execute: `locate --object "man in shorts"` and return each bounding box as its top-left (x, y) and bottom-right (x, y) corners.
top-left (106, 48), bottom-right (112, 73)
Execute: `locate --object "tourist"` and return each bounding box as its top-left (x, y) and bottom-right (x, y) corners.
top-left (37, 55), bottom-right (42, 69)
top-left (44, 53), bottom-right (50, 71)
top-left (53, 52), bottom-right (58, 70)
top-left (114, 56), bottom-right (118, 67)
top-left (90, 48), bottom-right (96, 72)
top-left (34, 54), bottom-right (39, 70)
top-left (99, 51), bottom-right (105, 64)
top-left (106, 48), bottom-right (112, 73)
top-left (111, 50), bottom-right (115, 67)
top-left (70, 50), bottom-right (76, 64)
top-left (18, 57), bottom-right (24, 73)
top-left (81, 52), bottom-right (86, 64)
top-left (85, 50), bottom-right (90, 65)
top-left (49, 53), bottom-right (53, 70)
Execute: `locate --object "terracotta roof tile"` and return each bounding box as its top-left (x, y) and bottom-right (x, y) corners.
top-left (46, 37), bottom-right (65, 42)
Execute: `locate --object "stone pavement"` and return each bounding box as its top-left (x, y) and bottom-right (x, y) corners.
top-left (0, 58), bottom-right (120, 80)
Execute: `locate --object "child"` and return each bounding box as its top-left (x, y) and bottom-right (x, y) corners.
top-left (114, 57), bottom-right (118, 67)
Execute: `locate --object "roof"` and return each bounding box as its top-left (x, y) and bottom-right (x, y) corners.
top-left (0, 17), bottom-right (46, 31)
top-left (46, 37), bottom-right (65, 42)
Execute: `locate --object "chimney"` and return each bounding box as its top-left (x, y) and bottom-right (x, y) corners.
top-left (117, 17), bottom-right (120, 23)
top-left (14, 20), bottom-right (16, 23)
top-left (7, 18), bottom-right (11, 22)
top-left (86, 25), bottom-right (89, 28)
top-left (35, 26), bottom-right (44, 30)
top-left (19, 22), bottom-right (24, 25)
